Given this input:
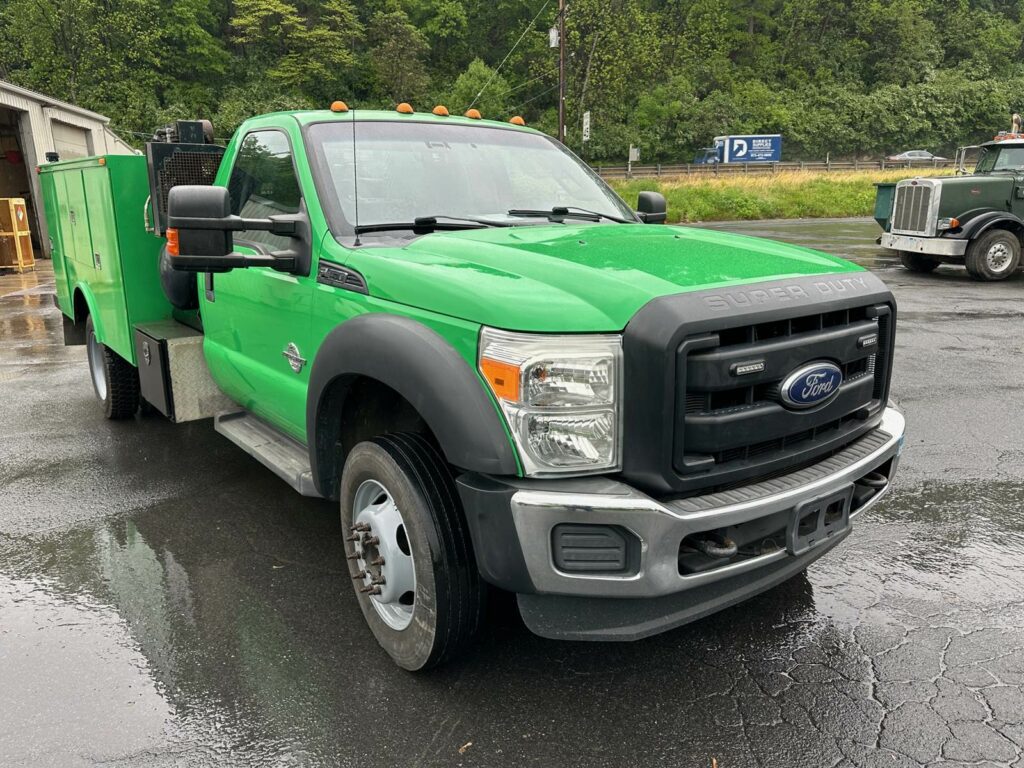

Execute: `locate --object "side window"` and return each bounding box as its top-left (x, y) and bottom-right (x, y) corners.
top-left (227, 130), bottom-right (301, 251)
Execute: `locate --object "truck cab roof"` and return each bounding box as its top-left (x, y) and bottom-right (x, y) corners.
top-left (245, 108), bottom-right (539, 134)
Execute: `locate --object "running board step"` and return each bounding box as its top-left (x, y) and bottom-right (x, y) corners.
top-left (215, 411), bottom-right (323, 498)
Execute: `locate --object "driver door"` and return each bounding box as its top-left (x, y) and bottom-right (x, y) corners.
top-left (200, 128), bottom-right (313, 441)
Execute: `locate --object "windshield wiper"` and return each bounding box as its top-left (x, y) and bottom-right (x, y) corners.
top-left (354, 215), bottom-right (510, 235)
top-left (415, 214), bottom-right (511, 227)
top-left (507, 206), bottom-right (634, 224)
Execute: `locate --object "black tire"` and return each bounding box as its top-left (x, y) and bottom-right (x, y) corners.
top-left (965, 229), bottom-right (1021, 281)
top-left (898, 251), bottom-right (939, 273)
top-left (340, 433), bottom-right (485, 671)
top-left (85, 316), bottom-right (139, 419)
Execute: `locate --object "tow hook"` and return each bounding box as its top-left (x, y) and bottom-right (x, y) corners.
top-left (856, 470), bottom-right (888, 489)
top-left (691, 532), bottom-right (738, 559)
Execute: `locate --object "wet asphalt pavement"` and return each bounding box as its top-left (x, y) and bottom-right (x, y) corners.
top-left (2, 218), bottom-right (1024, 767)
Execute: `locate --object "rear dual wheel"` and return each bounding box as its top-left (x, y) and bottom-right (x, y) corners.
top-left (85, 316), bottom-right (139, 419)
top-left (340, 433), bottom-right (485, 671)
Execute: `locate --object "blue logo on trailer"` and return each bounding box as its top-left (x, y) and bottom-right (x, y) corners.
top-left (722, 135), bottom-right (782, 163)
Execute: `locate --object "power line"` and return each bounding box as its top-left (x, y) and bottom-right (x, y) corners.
top-left (510, 83), bottom-right (560, 112)
top-left (468, 0), bottom-right (553, 110)
top-left (494, 68), bottom-right (558, 100)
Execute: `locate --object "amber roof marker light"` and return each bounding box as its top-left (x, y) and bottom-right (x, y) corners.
top-left (509, 116), bottom-right (526, 126)
top-left (397, 102), bottom-right (415, 114)
top-left (464, 108), bottom-right (482, 119)
top-left (432, 105), bottom-right (450, 116)
top-left (330, 101), bottom-right (349, 113)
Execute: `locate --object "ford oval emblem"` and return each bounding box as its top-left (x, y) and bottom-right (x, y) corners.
top-left (780, 362), bottom-right (843, 409)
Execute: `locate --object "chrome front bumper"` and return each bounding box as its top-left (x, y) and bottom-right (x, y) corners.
top-left (508, 407), bottom-right (905, 599)
top-left (881, 232), bottom-right (967, 257)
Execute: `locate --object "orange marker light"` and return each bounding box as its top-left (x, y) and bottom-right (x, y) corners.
top-left (950, 217), bottom-right (960, 228)
top-left (396, 102), bottom-right (415, 114)
top-left (432, 105), bottom-right (450, 116)
top-left (330, 100), bottom-right (349, 113)
top-left (480, 358), bottom-right (520, 402)
top-left (464, 108), bottom-right (482, 120)
top-left (98, 157), bottom-right (106, 166)
top-left (166, 228), bottom-right (180, 257)
top-left (509, 115), bottom-right (526, 126)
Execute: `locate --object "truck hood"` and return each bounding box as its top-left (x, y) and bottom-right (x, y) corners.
top-left (936, 174), bottom-right (1014, 217)
top-left (347, 223), bottom-right (863, 332)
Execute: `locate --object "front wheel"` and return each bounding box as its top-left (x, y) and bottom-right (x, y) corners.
top-left (85, 316), bottom-right (139, 419)
top-left (965, 229), bottom-right (1021, 281)
top-left (898, 251), bottom-right (939, 273)
top-left (340, 433), bottom-right (485, 671)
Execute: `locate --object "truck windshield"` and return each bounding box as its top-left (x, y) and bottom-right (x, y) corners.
top-left (976, 146), bottom-right (1024, 172)
top-left (306, 120), bottom-right (636, 240)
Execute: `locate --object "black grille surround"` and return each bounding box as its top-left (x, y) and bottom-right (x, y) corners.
top-left (621, 273), bottom-right (896, 497)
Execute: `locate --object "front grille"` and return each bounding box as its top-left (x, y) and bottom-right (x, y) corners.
top-left (891, 182), bottom-right (936, 235)
top-left (673, 303), bottom-right (893, 493)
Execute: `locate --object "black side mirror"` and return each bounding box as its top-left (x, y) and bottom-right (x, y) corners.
top-left (167, 185), bottom-right (305, 274)
top-left (636, 191), bottom-right (667, 224)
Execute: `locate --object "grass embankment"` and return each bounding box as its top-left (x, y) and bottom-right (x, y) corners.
top-left (608, 169), bottom-right (956, 223)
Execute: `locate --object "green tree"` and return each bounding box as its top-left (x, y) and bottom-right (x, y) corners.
top-left (368, 5), bottom-right (430, 104)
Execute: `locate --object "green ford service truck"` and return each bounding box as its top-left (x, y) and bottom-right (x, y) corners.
top-left (42, 105), bottom-right (905, 670)
top-left (876, 134), bottom-right (1024, 280)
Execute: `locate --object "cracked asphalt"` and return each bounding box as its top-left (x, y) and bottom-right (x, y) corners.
top-left (2, 218), bottom-right (1024, 767)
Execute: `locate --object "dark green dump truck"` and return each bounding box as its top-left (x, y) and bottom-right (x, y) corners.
top-left (41, 105), bottom-right (905, 669)
top-left (876, 135), bottom-right (1024, 280)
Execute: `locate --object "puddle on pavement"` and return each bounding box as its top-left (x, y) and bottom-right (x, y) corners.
top-left (1, 478), bottom-right (1023, 765)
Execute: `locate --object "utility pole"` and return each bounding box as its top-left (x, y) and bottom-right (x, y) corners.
top-left (558, 0), bottom-right (566, 144)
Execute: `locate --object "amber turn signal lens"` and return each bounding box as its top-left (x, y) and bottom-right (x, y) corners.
top-left (330, 100), bottom-right (349, 112)
top-left (480, 357), bottom-right (520, 402)
top-left (509, 116), bottom-right (526, 126)
top-left (396, 102), bottom-right (415, 114)
top-left (432, 105), bottom-right (450, 116)
top-left (950, 218), bottom-right (960, 228)
top-left (464, 108), bottom-right (482, 119)
top-left (166, 228), bottom-right (179, 256)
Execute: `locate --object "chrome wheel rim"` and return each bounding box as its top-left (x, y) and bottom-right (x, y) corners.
top-left (986, 242), bottom-right (1013, 272)
top-left (350, 480), bottom-right (416, 631)
top-left (86, 329), bottom-right (107, 401)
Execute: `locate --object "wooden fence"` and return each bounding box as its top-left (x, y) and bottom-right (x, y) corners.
top-left (594, 159), bottom-right (959, 180)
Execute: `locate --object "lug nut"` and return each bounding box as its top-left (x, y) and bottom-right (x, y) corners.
top-left (371, 576), bottom-right (386, 585)
top-left (351, 522), bottom-right (371, 532)
top-left (346, 553), bottom-right (359, 561)
top-left (345, 534), bottom-right (360, 542)
top-left (370, 556), bottom-right (385, 567)
top-left (363, 536), bottom-right (380, 546)
top-left (352, 570), bottom-right (366, 580)
top-left (359, 585), bottom-right (382, 595)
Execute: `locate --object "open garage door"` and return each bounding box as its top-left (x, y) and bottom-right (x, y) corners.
top-left (0, 107), bottom-right (38, 248)
top-left (51, 121), bottom-right (91, 160)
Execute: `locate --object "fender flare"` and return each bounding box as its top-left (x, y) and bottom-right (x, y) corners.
top-left (306, 314), bottom-right (519, 498)
top-left (70, 283), bottom-right (101, 335)
top-left (958, 211), bottom-right (1024, 242)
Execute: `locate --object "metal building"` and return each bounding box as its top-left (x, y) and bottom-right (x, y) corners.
top-left (0, 79), bottom-right (134, 255)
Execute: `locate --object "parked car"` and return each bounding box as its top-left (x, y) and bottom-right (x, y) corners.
top-left (886, 150), bottom-right (947, 163)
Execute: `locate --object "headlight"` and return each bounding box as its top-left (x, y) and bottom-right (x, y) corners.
top-left (478, 328), bottom-right (622, 476)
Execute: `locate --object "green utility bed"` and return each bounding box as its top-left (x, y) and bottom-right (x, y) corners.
top-left (39, 155), bottom-right (172, 364)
